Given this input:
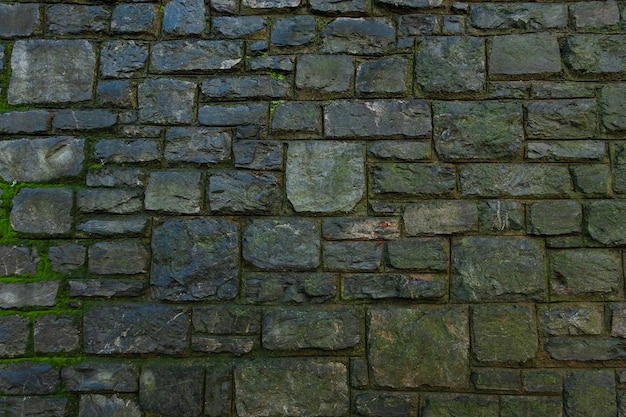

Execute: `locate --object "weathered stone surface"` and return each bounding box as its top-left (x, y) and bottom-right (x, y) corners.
top-left (321, 18), bottom-right (395, 54)
top-left (0, 245), bottom-right (39, 276)
top-left (9, 40), bottom-right (95, 104)
top-left (0, 315), bottom-right (29, 358)
top-left (404, 201), bottom-right (478, 235)
top-left (469, 3), bottom-right (567, 30)
top-left (415, 36), bottom-right (485, 95)
top-left (193, 336), bottom-right (257, 354)
top-left (202, 75), bottom-right (289, 100)
top-left (526, 99), bottom-right (597, 139)
top-left (610, 303), bottom-right (626, 338)
top-left (145, 171), bottom-right (202, 213)
top-left (0, 281), bottom-right (59, 309)
top-left (323, 217), bottom-right (400, 240)
top-left (452, 236), bottom-right (545, 301)
top-left (528, 200), bottom-right (582, 235)
top-left (613, 143), bottom-right (626, 193)
top-left (78, 189), bottom-right (142, 215)
top-left (138, 78), bottom-right (196, 124)
top-left (356, 57), bottom-right (407, 95)
top-left (234, 141), bottom-right (283, 170)
top-left (244, 272), bottom-right (336, 303)
top-left (163, 0), bottom-right (206, 35)
top-left (324, 241), bottom-right (382, 271)
top-left (62, 362), bottom-right (138, 392)
top-left (546, 336), bottom-right (626, 361)
top-left (343, 273), bottom-right (447, 300)
top-left (586, 200), bottom-right (626, 245)
top-left (235, 359), bottom-right (348, 417)
top-left (287, 142), bottom-right (364, 213)
top-left (571, 164), bottom-right (610, 194)
top-left (368, 141), bottom-right (430, 161)
top-left (565, 371), bottom-right (616, 417)
top-left (263, 309), bottom-right (360, 350)
top-left (0, 137), bottom-right (84, 182)
top-left (398, 14), bottom-right (439, 36)
top-left (53, 109), bottom-right (116, 130)
top-left (100, 41), bottom-right (148, 78)
top-left (79, 394), bottom-right (141, 417)
top-left (369, 306), bottom-right (469, 389)
top-left (530, 81), bottom-right (596, 99)
top-left (478, 200), bottom-right (524, 232)
top-left (472, 304), bottom-right (538, 363)
top-left (209, 170), bottom-right (281, 213)
top-left (0, 396), bottom-right (67, 417)
top-left (296, 55), bottom-right (354, 94)
top-left (421, 393), bottom-right (499, 417)
top-left (272, 102), bottom-right (321, 134)
top-left (151, 218), bottom-right (238, 301)
top-left (140, 365), bottom-right (203, 417)
top-left (526, 141), bottom-right (606, 161)
top-left (471, 368), bottom-right (521, 392)
top-left (372, 164), bottom-right (456, 196)
top-left (249, 55), bottom-right (294, 72)
top-left (47, 4), bottom-right (109, 34)
top-left (86, 168), bottom-right (144, 189)
top-left (151, 40), bottom-right (242, 72)
top-left (433, 101), bottom-right (522, 160)
top-left (165, 127), bottom-right (231, 164)
top-left (310, 0), bottom-right (365, 13)
top-left (599, 84), bottom-right (626, 132)
top-left (111, 3), bottom-right (157, 34)
top-left (0, 3), bottom-right (39, 36)
top-left (33, 314), bottom-right (80, 354)
top-left (243, 0), bottom-right (302, 8)
top-left (570, 1), bottom-right (620, 29)
top-left (212, 16), bottom-right (267, 38)
top-left (385, 238), bottom-right (448, 270)
top-left (0, 110), bottom-right (50, 134)
top-left (490, 34), bottom-right (561, 76)
top-left (10, 188), bottom-right (72, 236)
top-left (271, 16), bottom-right (316, 46)
top-left (88, 240), bottom-right (148, 275)
top-left (563, 35), bottom-right (626, 74)
top-left (193, 306), bottom-right (259, 335)
top-left (539, 303), bottom-right (603, 336)
top-left (377, 0), bottom-right (441, 8)
top-left (205, 365), bottom-right (232, 417)
top-left (97, 80), bottom-right (136, 108)
top-left (353, 392), bottom-right (412, 417)
top-left (69, 279), bottom-right (144, 298)
top-left (94, 139), bottom-right (159, 164)
top-left (78, 216), bottom-right (148, 236)
top-left (500, 396), bottom-right (563, 417)
top-left (523, 370), bottom-right (563, 394)
top-left (460, 164), bottom-right (571, 197)
top-left (199, 103), bottom-right (267, 126)
top-left (0, 362), bottom-right (59, 395)
top-left (84, 303), bottom-right (188, 355)
top-left (243, 219), bottom-right (320, 269)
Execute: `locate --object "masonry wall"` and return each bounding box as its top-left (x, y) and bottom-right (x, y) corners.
top-left (0, 0), bottom-right (626, 416)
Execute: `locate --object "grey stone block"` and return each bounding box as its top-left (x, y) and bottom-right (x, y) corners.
top-left (244, 272), bottom-right (336, 303)
top-left (212, 16), bottom-right (267, 38)
top-left (151, 40), bottom-right (243, 72)
top-left (88, 240), bottom-right (148, 275)
top-left (53, 109), bottom-right (116, 130)
top-left (564, 371), bottom-right (616, 417)
top-left (490, 33), bottom-right (561, 76)
top-left (209, 170), bottom-right (281, 213)
top-left (249, 55), bottom-right (295, 72)
top-left (321, 18), bottom-right (395, 54)
top-left (163, 0), bottom-right (206, 35)
top-left (110, 3), bottom-right (157, 34)
top-left (469, 3), bottom-right (567, 30)
top-left (356, 57), bottom-right (407, 94)
top-left (563, 35), bottom-right (626, 74)
top-left (140, 365), bottom-right (204, 417)
top-left (526, 141), bottom-right (606, 161)
top-left (165, 127), bottom-right (231, 164)
top-left (385, 238), bottom-right (448, 270)
top-left (0, 245), bottom-right (39, 276)
top-left (323, 217), bottom-right (400, 240)
top-left (199, 103), bottom-right (267, 126)
top-left (144, 171), bottom-right (203, 213)
top-left (368, 141), bottom-right (431, 161)
top-left (0, 110), bottom-right (51, 134)
top-left (526, 99), bottom-right (597, 139)
top-left (612, 142), bottom-right (626, 193)
top-left (10, 188), bottom-right (73, 236)
top-left (539, 303), bottom-right (603, 336)
top-left (138, 78), bottom-right (196, 124)
top-left (0, 362), bottom-right (59, 395)
top-left (478, 200), bottom-right (525, 232)
top-left (571, 164), bottom-right (610, 194)
top-left (94, 139), bottom-right (160, 164)
top-left (77, 189), bottom-right (143, 214)
top-left (79, 394), bottom-right (141, 417)
top-left (0, 3), bottom-right (40, 36)
top-left (100, 40), bottom-right (148, 78)
top-left (271, 16), bottom-right (316, 46)
top-left (421, 393), bottom-right (499, 417)
top-left (47, 5), bottom-right (110, 34)
top-left (272, 102), bottom-right (321, 134)
top-left (310, 0), bottom-right (365, 13)
top-left (471, 368), bottom-right (521, 392)
top-left (69, 279), bottom-right (144, 298)
top-left (34, 314), bottom-right (80, 353)
top-left (234, 141), bottom-right (283, 170)
top-left (296, 55), bottom-right (354, 94)
top-left (201, 75), bottom-right (290, 99)
top-left (528, 200), bottom-right (582, 235)
top-left (371, 163), bottom-right (456, 196)
top-left (354, 392), bottom-right (412, 417)
top-left (404, 201), bottom-right (477, 235)
top-left (193, 306), bottom-right (260, 335)
top-left (599, 84), bottom-right (626, 132)
top-left (399, 14), bottom-right (439, 35)
top-left (97, 80), bottom-right (136, 108)
top-left (0, 315), bottom-right (29, 358)
top-left (324, 241), bottom-right (382, 271)
top-left (377, 0), bottom-right (442, 8)
top-left (243, 0), bottom-right (302, 8)
top-left (86, 168), bottom-right (145, 188)
top-left (0, 396), bottom-right (67, 417)
top-left (343, 273), bottom-right (447, 300)
top-left (62, 362), bottom-right (139, 392)
top-left (570, 1), bottom-right (620, 29)
top-left (586, 200), bottom-right (626, 245)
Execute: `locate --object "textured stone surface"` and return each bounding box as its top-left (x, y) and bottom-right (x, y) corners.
top-left (599, 84), bottom-right (626, 132)
top-left (343, 273), bottom-right (447, 300)
top-left (0, 110), bottom-right (51, 134)
top-left (0, 396), bottom-right (67, 417)
top-left (0, 362), bottom-right (59, 395)
top-left (563, 35), bottom-right (626, 74)
top-left (140, 365), bottom-right (203, 417)
top-left (163, 0), bottom-right (206, 35)
top-left (78, 189), bottom-right (143, 214)
top-left (47, 5), bottom-right (109, 34)
top-left (324, 241), bottom-right (382, 271)
top-left (151, 40), bottom-right (242, 72)
top-left (145, 171), bottom-right (202, 213)
top-left (526, 100), bottom-right (597, 139)
top-left (111, 3), bottom-right (156, 34)
top-left (0, 315), bottom-right (29, 358)
top-left (10, 188), bottom-right (73, 236)
top-left (0, 246), bottom-right (39, 276)
top-left (0, 3), bottom-right (40, 36)
top-left (0, 282), bottom-right (59, 309)
top-left (421, 393), bottom-right (499, 417)
top-left (272, 102), bottom-right (321, 134)
top-left (564, 371), bottom-right (616, 417)
top-left (296, 55), bottom-right (354, 94)
top-left (489, 34), bottom-right (561, 76)
top-left (100, 40), bottom-right (148, 78)
top-left (528, 200), bottom-right (582, 235)
top-left (321, 18), bottom-right (395, 55)
top-left (79, 394), bottom-right (141, 417)
top-left (202, 76), bottom-right (290, 99)
top-left (372, 164), bottom-right (456, 196)
top-left (272, 16), bottom-right (316, 46)
top-left (385, 238), bottom-right (448, 271)
top-left (209, 170), bottom-right (281, 213)
top-left (34, 314), bottom-right (80, 353)
top-left (404, 201), bottom-right (478, 235)
top-left (88, 240), bottom-right (148, 275)
top-left (469, 3), bottom-right (567, 30)
top-left (356, 57), bottom-right (408, 94)
top-left (539, 303), bottom-right (603, 336)
top-left (244, 272), bottom-right (336, 303)
top-left (586, 201), bottom-right (626, 245)
top-left (62, 362), bottom-right (139, 392)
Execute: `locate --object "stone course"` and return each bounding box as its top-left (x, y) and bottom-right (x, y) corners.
top-left (0, 0), bottom-right (625, 415)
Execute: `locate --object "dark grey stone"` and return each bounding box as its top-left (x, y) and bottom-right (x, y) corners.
top-left (249, 55), bottom-right (295, 72)
top-left (193, 335), bottom-right (257, 354)
top-left (421, 393), bottom-right (499, 417)
top-left (469, 3), bottom-right (567, 30)
top-left (62, 362), bottom-right (139, 392)
top-left (100, 41), bottom-right (148, 78)
top-left (570, 1), bottom-right (620, 29)
top-left (271, 17), bottom-right (316, 46)
top-left (10, 188), bottom-right (73, 236)
top-left (575, 164), bottom-right (610, 194)
top-left (323, 217), bottom-right (400, 240)
top-left (145, 171), bottom-right (203, 213)
top-left (0, 110), bottom-right (50, 134)
top-left (272, 102), bottom-right (321, 134)
top-left (94, 139), bottom-right (160, 163)
top-left (0, 3), bottom-right (40, 36)
top-left (111, 3), bottom-right (156, 34)
top-left (140, 365), bottom-right (203, 417)
top-left (471, 368), bottom-right (521, 392)
top-left (377, 0), bottom-right (442, 8)
top-left (371, 163), bottom-right (456, 197)
top-left (83, 303), bottom-right (188, 355)
top-left (53, 109), bottom-right (116, 130)
top-left (151, 40), bottom-right (243, 72)
top-left (0, 315), bottom-right (29, 358)
top-left (500, 396), bottom-right (562, 417)
top-left (201, 75), bottom-right (290, 99)
top-left (398, 14), bottom-right (439, 35)
top-left (523, 370), bottom-right (563, 394)
top-left (0, 362), bottom-right (59, 395)
top-left (310, 0), bottom-right (366, 13)
top-left (77, 216), bottom-right (148, 236)
top-left (199, 103), bottom-right (267, 126)
top-left (97, 80), bottom-right (136, 108)
top-left (368, 141), bottom-right (431, 161)
top-left (490, 33), bottom-right (561, 75)
top-left (69, 279), bottom-right (144, 298)
top-left (165, 127), bottom-right (231, 164)
top-left (452, 236), bottom-right (546, 301)
top-left (234, 141), bottom-right (283, 170)
top-left (564, 371), bottom-right (616, 417)
top-left (163, 0), bottom-right (206, 35)
top-left (205, 365), bottom-right (232, 417)
top-left (212, 16), bottom-right (267, 38)
top-left (324, 241), bottom-right (382, 271)
top-left (296, 55), bottom-right (354, 94)
top-left (244, 272), bottom-right (336, 303)
top-left (47, 4), bottom-right (109, 34)
top-left (0, 245), bottom-right (39, 276)
top-left (243, 0), bottom-right (302, 8)
top-left (386, 238), bottom-right (448, 270)
top-left (526, 140), bottom-right (606, 161)
top-left (9, 40), bottom-right (95, 104)
top-left (478, 200), bottom-right (525, 232)
top-left (138, 78), bottom-right (196, 124)
top-left (530, 81), bottom-right (595, 99)
top-left (77, 189), bottom-right (143, 214)
top-left (526, 99), bottom-right (597, 139)
top-left (586, 200), bottom-right (626, 245)
top-left (193, 306), bottom-right (260, 334)
top-left (243, 218), bottom-right (320, 270)
top-left (351, 358), bottom-right (369, 388)
top-left (209, 170), bottom-right (281, 213)
top-left (0, 396), bottom-right (67, 417)
top-left (86, 168), bottom-right (145, 188)
top-left (321, 18), bottom-right (395, 54)
top-left (151, 218), bottom-right (239, 301)
top-left (546, 337), bottom-right (626, 361)
top-left (612, 142), bottom-right (626, 193)
top-left (539, 303), bottom-right (603, 336)
top-left (88, 240), bottom-right (148, 275)
top-left (210, 0), bottom-right (237, 13)
top-left (354, 392), bottom-right (412, 417)
top-left (528, 200), bottom-right (582, 235)
top-left (0, 282), bottom-right (58, 313)
top-left (563, 35), bottom-right (626, 74)
top-left (33, 314), bottom-right (80, 353)
top-left (599, 84), bottom-right (626, 132)
top-left (356, 57), bottom-right (408, 94)
top-left (79, 394), bottom-right (141, 417)
top-left (343, 273), bottom-right (447, 300)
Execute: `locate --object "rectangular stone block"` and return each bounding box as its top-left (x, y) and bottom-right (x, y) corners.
top-left (586, 200), bottom-right (626, 245)
top-left (471, 368), bottom-right (521, 392)
top-left (209, 170), bottom-right (281, 214)
top-left (469, 3), bottom-right (567, 30)
top-left (0, 281), bottom-right (59, 309)
top-left (0, 362), bottom-right (59, 395)
top-left (372, 163), bottom-right (456, 196)
top-left (368, 141), bottom-right (431, 161)
top-left (563, 35), bottom-right (626, 74)
top-left (0, 315), bottom-right (29, 358)
top-left (0, 3), bottom-right (40, 37)
top-left (62, 362), bottom-right (138, 392)
top-left (528, 200), bottom-right (582, 235)
top-left (202, 75), bottom-right (290, 99)
top-left (52, 109), bottom-right (116, 130)
top-left (385, 238), bottom-right (448, 271)
top-left (546, 337), bottom-right (626, 361)
top-left (501, 396), bottom-right (563, 417)
top-left (0, 110), bottom-right (51, 134)
top-left (539, 303), bottom-right (603, 336)
top-left (193, 306), bottom-right (260, 335)
top-left (421, 393), bottom-right (499, 417)
top-left (151, 40), bottom-right (243, 73)
top-left (404, 201), bottom-right (478, 235)
top-left (68, 279), bottom-right (144, 298)
top-left (77, 189), bottom-right (143, 214)
top-left (489, 33), bottom-right (561, 76)
top-left (343, 273), bottom-right (447, 301)
top-left (324, 241), bottom-right (382, 271)
top-left (140, 365), bottom-right (203, 417)
top-left (526, 140), bottom-right (606, 161)
top-left (323, 217), bottom-right (400, 240)
top-left (199, 103), bottom-right (267, 126)
top-left (145, 171), bottom-right (202, 214)
top-left (244, 272), bottom-right (336, 304)
top-left (526, 99), bottom-right (597, 139)
top-left (564, 371), bottom-right (616, 417)
top-left (47, 4), bottom-right (110, 34)
top-left (0, 245), bottom-right (39, 276)
top-left (88, 240), bottom-right (148, 275)
top-left (0, 396), bottom-right (67, 417)
top-left (321, 18), bottom-right (395, 55)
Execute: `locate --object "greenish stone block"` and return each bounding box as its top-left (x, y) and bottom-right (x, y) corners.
top-left (599, 85), bottom-right (626, 132)
top-left (523, 370), bottom-right (563, 394)
top-left (421, 394), bottom-right (499, 417)
top-left (356, 57), bottom-right (408, 95)
top-left (527, 141), bottom-right (606, 161)
top-left (471, 304), bottom-right (538, 364)
top-left (271, 101), bottom-right (322, 134)
top-left (353, 391), bottom-right (412, 417)
top-left (469, 3), bottom-right (566, 31)
top-left (489, 33), bottom-right (561, 76)
top-left (296, 54), bottom-right (354, 94)
top-left (368, 141), bottom-right (431, 161)
top-left (570, 164), bottom-right (609, 194)
top-left (563, 34), bottom-right (626, 74)
top-left (372, 163), bottom-right (456, 197)
top-left (564, 370), bottom-right (617, 417)
top-left (343, 273), bottom-right (447, 301)
top-left (471, 368), bottom-right (521, 392)
top-left (570, 0), bottom-right (620, 29)
top-left (539, 303), bottom-right (603, 336)
top-left (586, 200), bottom-right (626, 245)
top-left (478, 200), bottom-right (525, 232)
top-left (500, 396), bottom-right (563, 417)
top-left (404, 201), bottom-right (478, 235)
top-left (324, 241), bottom-right (382, 271)
top-left (530, 81), bottom-right (596, 99)
top-left (611, 142), bottom-right (626, 193)
top-left (385, 238), bottom-right (448, 271)
top-left (526, 99), bottom-right (597, 139)
top-left (528, 200), bottom-right (582, 235)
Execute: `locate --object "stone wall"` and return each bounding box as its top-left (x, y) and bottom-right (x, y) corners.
top-left (0, 0), bottom-right (625, 416)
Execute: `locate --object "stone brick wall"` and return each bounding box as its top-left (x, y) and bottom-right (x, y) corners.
top-left (0, 0), bottom-right (625, 415)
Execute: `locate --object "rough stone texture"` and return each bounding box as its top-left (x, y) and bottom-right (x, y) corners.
top-left (526, 141), bottom-right (606, 161)
top-left (421, 393), bottom-right (499, 417)
top-left (490, 34), bottom-right (561, 76)
top-left (9, 40), bottom-right (95, 104)
top-left (111, 3), bottom-right (157, 34)
top-left (526, 100), bottom-right (597, 139)
top-left (151, 218), bottom-right (239, 301)
top-left (385, 238), bottom-right (448, 271)
top-left (0, 110), bottom-right (51, 134)
top-left (323, 217), bottom-right (400, 240)
top-left (209, 170), bottom-right (281, 213)
top-left (0, 3), bottom-right (40, 36)
top-left (62, 362), bottom-right (139, 392)
top-left (163, 0), bottom-right (206, 35)
top-left (356, 57), bottom-right (408, 95)
top-left (69, 279), bottom-right (144, 298)
top-left (140, 365), bottom-right (203, 417)
top-left (0, 282), bottom-right (59, 309)
top-left (10, 188), bottom-right (73, 236)
top-left (369, 141), bottom-right (431, 161)
top-left (599, 84), bottom-right (626, 132)
top-left (145, 171), bottom-right (202, 213)
top-left (564, 371), bottom-right (616, 417)
top-left (100, 41), bottom-right (148, 79)
top-left (0, 362), bottom-right (59, 395)
top-left (500, 396), bottom-right (563, 417)
top-left (244, 272), bottom-right (336, 303)
top-left (613, 143), bottom-right (626, 193)
top-left (287, 141), bottom-right (364, 213)
top-left (528, 200), bottom-right (582, 235)
top-left (471, 368), bottom-right (520, 392)
top-left (88, 240), bottom-right (149, 275)
top-left (272, 102), bottom-right (322, 134)
top-left (234, 140), bottom-right (283, 170)
top-left (324, 241), bottom-right (382, 271)
top-left (469, 3), bottom-right (567, 30)
top-left (353, 392), bottom-right (412, 417)
top-left (151, 40), bottom-right (242, 72)
top-left (372, 163), bottom-right (456, 196)
top-left (0, 315), bottom-right (29, 358)
top-left (563, 35), bottom-right (626, 74)
top-left (586, 200), bottom-right (626, 245)
top-left (199, 103), bottom-right (267, 126)
top-left (296, 55), bottom-right (354, 94)
top-left (272, 17), bottom-right (316, 46)
top-left (165, 127), bottom-right (231, 164)
top-left (0, 246), bottom-right (39, 276)
top-left (321, 18), bottom-right (395, 55)
top-left (404, 201), bottom-right (478, 235)
top-left (33, 314), bottom-right (80, 354)
top-left (202, 75), bottom-right (290, 100)
top-left (478, 200), bottom-right (525, 232)
top-left (343, 273), bottom-right (447, 300)
top-left (0, 396), bottom-right (67, 417)
top-left (47, 5), bottom-right (109, 34)
top-left (79, 394), bottom-right (141, 417)
top-left (138, 78), bottom-right (196, 124)
top-left (539, 303), bottom-right (603, 336)
top-left (78, 189), bottom-right (143, 214)
top-left (368, 306), bottom-right (469, 389)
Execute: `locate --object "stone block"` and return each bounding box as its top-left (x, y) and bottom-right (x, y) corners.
top-left (563, 35), bottom-right (626, 74)
top-left (163, 0), bottom-right (206, 35)
top-left (564, 371), bottom-right (616, 417)
top-left (88, 240), bottom-right (148, 275)
top-left (571, 164), bottom-right (610, 194)
top-left (97, 80), bottom-right (136, 108)
top-left (151, 40), bottom-right (243, 72)
top-left (385, 238), bottom-right (448, 270)
top-left (94, 139), bottom-right (160, 164)
top-left (193, 306), bottom-right (260, 335)
top-left (415, 36), bottom-right (485, 95)
top-left (287, 141), bottom-right (364, 213)
top-left (324, 241), bottom-right (382, 271)
top-left (404, 201), bottom-right (478, 235)
top-left (526, 140), bottom-right (606, 161)
top-left (243, 0), bottom-right (302, 8)
top-left (199, 103), bottom-right (267, 126)
top-left (100, 40), bottom-right (148, 78)
top-left (62, 362), bottom-right (138, 392)
top-left (79, 394), bottom-right (141, 417)
top-left (34, 314), bottom-right (80, 354)
top-left (586, 200), bottom-right (626, 245)
top-left (0, 315), bottom-right (29, 358)
top-left (140, 365), bottom-right (203, 417)
top-left (540, 303), bottom-right (603, 336)
top-left (272, 102), bottom-right (321, 134)
top-left (234, 141), bottom-right (283, 170)
top-left (500, 396), bottom-right (563, 417)
top-left (325, 99), bottom-right (431, 138)
top-left (528, 200), bottom-right (582, 235)
top-left (526, 99), bottom-right (597, 139)
top-left (371, 163), bottom-right (456, 196)
top-left (296, 55), bottom-right (354, 94)
top-left (356, 57), bottom-right (408, 94)
top-left (599, 84), bottom-right (626, 132)
top-left (0, 396), bottom-right (67, 417)
top-left (0, 3), bottom-right (40, 36)
top-left (165, 127), bottom-right (231, 164)
top-left (0, 281), bottom-right (59, 309)
top-left (77, 189), bottom-right (143, 214)
top-left (421, 393), bottom-right (499, 417)
top-left (399, 14), bottom-right (439, 35)
top-left (192, 336), bottom-right (256, 355)
top-left (452, 236), bottom-right (545, 301)
top-left (323, 217), bottom-right (400, 240)
top-left (205, 365), bottom-right (232, 417)
top-left (111, 3), bottom-right (157, 34)
top-left (202, 75), bottom-right (289, 99)
top-left (433, 101), bottom-right (522, 160)
top-left (351, 358), bottom-right (368, 388)
top-left (353, 392), bottom-right (412, 417)
top-left (570, 1), bottom-right (620, 29)
top-left (249, 55), bottom-right (294, 72)
top-left (86, 168), bottom-right (144, 188)
top-left (263, 309), bottom-right (360, 350)
top-left (243, 218), bottom-right (320, 270)
top-left (478, 200), bottom-right (525, 232)
top-left (489, 34), bottom-right (561, 76)
top-left (47, 5), bottom-right (109, 34)
top-left (471, 368), bottom-right (521, 392)
top-left (48, 244), bottom-right (86, 274)
top-left (368, 141), bottom-right (431, 161)
top-left (145, 171), bottom-right (203, 213)
top-left (209, 170), bottom-right (281, 213)
top-left (0, 245), bottom-right (39, 276)
top-left (611, 303), bottom-right (626, 338)
top-left (77, 216), bottom-right (149, 236)
top-left (234, 359), bottom-right (348, 417)
top-left (523, 370), bottom-right (563, 394)
top-left (469, 3), bottom-right (567, 30)
top-left (84, 303), bottom-right (188, 355)
top-left (368, 306), bottom-right (469, 389)
top-left (550, 249), bottom-right (623, 300)
top-left (245, 272), bottom-right (335, 304)
top-left (9, 40), bottom-right (95, 104)
top-left (53, 109), bottom-right (116, 130)
top-left (321, 18), bottom-right (395, 54)
top-left (613, 143), bottom-right (626, 193)
top-left (138, 78), bottom-right (196, 124)
top-left (151, 218), bottom-right (239, 301)
top-left (212, 16), bottom-right (267, 38)
top-left (343, 273), bottom-right (447, 300)
top-left (530, 81), bottom-right (596, 99)
top-left (545, 336), bottom-right (626, 361)
top-left (472, 304), bottom-right (538, 363)
top-left (10, 188), bottom-right (73, 236)
top-left (377, 0), bottom-right (442, 8)
top-left (69, 279), bottom-right (143, 298)
top-left (0, 362), bottom-right (59, 395)
top-left (271, 16), bottom-right (316, 46)
top-left (310, 0), bottom-right (365, 13)
top-left (0, 110), bottom-right (51, 134)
